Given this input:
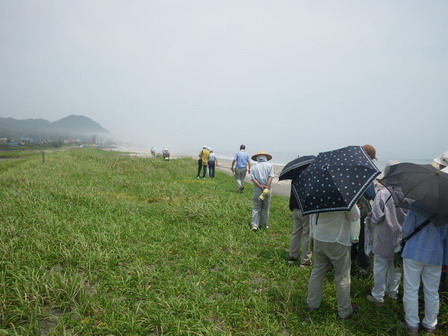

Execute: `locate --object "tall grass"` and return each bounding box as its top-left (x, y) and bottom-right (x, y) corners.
top-left (0, 148), bottom-right (446, 335)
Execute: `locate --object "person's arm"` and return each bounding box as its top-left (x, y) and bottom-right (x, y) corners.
top-left (368, 190), bottom-right (385, 224)
top-left (247, 160), bottom-right (251, 174)
top-left (266, 176), bottom-right (273, 190)
top-left (231, 159), bottom-right (236, 172)
top-left (252, 178), bottom-right (264, 189)
top-left (266, 165), bottom-right (275, 189)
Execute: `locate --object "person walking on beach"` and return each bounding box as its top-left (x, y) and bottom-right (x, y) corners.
top-left (307, 205), bottom-right (360, 320)
top-left (401, 206), bottom-right (448, 335)
top-left (162, 147), bottom-right (170, 160)
top-left (197, 146), bottom-right (210, 179)
top-left (351, 144), bottom-right (377, 276)
top-left (288, 176), bottom-right (312, 267)
top-left (250, 151), bottom-right (275, 231)
top-left (208, 149), bottom-right (218, 178)
top-left (365, 162), bottom-right (407, 305)
top-left (231, 144), bottom-right (251, 193)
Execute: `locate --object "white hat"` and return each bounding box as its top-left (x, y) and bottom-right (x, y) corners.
top-left (377, 160), bottom-right (400, 180)
top-left (433, 151), bottom-right (448, 167)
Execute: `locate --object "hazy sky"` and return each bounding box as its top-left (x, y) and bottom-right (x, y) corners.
top-left (1, 0), bottom-right (447, 161)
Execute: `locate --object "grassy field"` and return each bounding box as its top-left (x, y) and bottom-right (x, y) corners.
top-left (0, 149), bottom-right (446, 335)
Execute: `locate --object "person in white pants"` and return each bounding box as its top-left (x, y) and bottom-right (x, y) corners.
top-left (401, 208), bottom-right (448, 335)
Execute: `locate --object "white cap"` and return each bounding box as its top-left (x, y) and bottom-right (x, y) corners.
top-left (433, 151), bottom-right (448, 167)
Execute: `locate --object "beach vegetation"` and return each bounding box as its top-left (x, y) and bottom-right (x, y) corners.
top-left (0, 149), bottom-right (446, 335)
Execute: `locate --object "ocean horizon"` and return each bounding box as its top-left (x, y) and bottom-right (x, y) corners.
top-left (121, 144), bottom-right (434, 173)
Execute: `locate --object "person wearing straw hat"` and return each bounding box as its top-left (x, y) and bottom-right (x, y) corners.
top-left (250, 150), bottom-right (275, 231)
top-left (433, 151), bottom-right (448, 171)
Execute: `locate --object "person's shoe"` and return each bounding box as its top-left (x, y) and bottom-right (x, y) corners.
top-left (197, 176), bottom-right (200, 179)
top-left (389, 295), bottom-right (398, 302)
top-left (307, 306), bottom-right (319, 312)
top-left (251, 225), bottom-right (258, 231)
top-left (339, 305), bottom-right (358, 320)
top-left (288, 257), bottom-right (297, 265)
top-left (299, 261), bottom-right (313, 268)
top-left (422, 326), bottom-right (435, 334)
top-left (366, 295), bottom-right (384, 305)
top-left (403, 323), bottom-right (419, 335)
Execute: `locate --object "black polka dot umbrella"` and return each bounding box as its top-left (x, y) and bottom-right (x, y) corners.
top-left (292, 146), bottom-right (380, 215)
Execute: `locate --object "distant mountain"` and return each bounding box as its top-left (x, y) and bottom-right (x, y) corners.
top-left (0, 115), bottom-right (109, 140)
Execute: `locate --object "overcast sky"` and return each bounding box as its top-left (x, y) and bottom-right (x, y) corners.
top-left (0, 0), bottom-right (447, 161)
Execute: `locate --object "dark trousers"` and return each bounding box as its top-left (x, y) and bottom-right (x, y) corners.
top-left (351, 219), bottom-right (371, 272)
top-left (197, 161), bottom-right (207, 178)
top-left (208, 162), bottom-right (215, 178)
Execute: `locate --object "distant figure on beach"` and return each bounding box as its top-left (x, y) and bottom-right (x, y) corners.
top-left (250, 151), bottom-right (275, 231)
top-left (151, 147), bottom-right (156, 157)
top-left (208, 148), bottom-right (218, 178)
top-left (365, 162), bottom-right (406, 305)
top-left (162, 147), bottom-right (170, 160)
top-left (231, 144), bottom-right (251, 193)
top-left (307, 205), bottom-right (361, 320)
top-left (351, 144), bottom-right (377, 276)
top-left (288, 176), bottom-right (312, 267)
top-left (197, 146), bottom-right (210, 179)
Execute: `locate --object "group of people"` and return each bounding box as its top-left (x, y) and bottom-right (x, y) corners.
top-left (149, 147), bottom-right (170, 160)
top-left (197, 145), bottom-right (218, 179)
top-left (289, 147), bottom-right (448, 335)
top-left (226, 144), bottom-right (448, 334)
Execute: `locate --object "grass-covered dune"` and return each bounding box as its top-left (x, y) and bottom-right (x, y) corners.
top-left (0, 149), bottom-right (446, 335)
